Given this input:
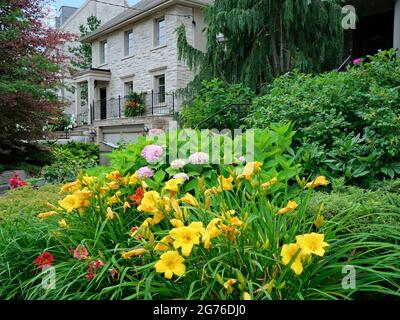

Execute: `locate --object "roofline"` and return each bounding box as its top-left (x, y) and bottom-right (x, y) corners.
top-left (81, 0), bottom-right (210, 43)
top-left (58, 0), bottom-right (130, 31)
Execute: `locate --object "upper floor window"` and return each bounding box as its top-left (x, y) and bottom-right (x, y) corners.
top-left (125, 81), bottom-right (133, 96)
top-left (100, 40), bottom-right (108, 65)
top-left (154, 17), bottom-right (166, 47)
top-left (124, 30), bottom-right (134, 56)
top-left (155, 74), bottom-right (165, 103)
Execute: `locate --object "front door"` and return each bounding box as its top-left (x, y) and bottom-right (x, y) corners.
top-left (100, 88), bottom-right (107, 120)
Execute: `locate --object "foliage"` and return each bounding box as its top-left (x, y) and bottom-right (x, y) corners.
top-left (42, 142), bottom-right (99, 183)
top-left (0, 0), bottom-right (72, 148)
top-left (68, 15), bottom-right (101, 71)
top-left (181, 79), bottom-right (254, 130)
top-left (1, 127), bottom-right (399, 300)
top-left (247, 50), bottom-right (400, 185)
top-left (177, 0), bottom-right (343, 93)
top-left (124, 92), bottom-right (145, 117)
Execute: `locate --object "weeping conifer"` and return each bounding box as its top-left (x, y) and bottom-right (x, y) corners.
top-left (177, 0), bottom-right (344, 93)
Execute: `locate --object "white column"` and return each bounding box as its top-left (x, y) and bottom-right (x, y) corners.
top-left (394, 0), bottom-right (400, 50)
top-left (88, 77), bottom-right (95, 125)
top-left (74, 83), bottom-right (81, 117)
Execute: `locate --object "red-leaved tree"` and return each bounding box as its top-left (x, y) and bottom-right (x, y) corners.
top-left (0, 0), bottom-right (73, 161)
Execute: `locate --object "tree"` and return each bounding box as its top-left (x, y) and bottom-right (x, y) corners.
top-left (177, 0), bottom-right (344, 93)
top-left (69, 15), bottom-right (101, 71)
top-left (0, 0), bottom-right (72, 156)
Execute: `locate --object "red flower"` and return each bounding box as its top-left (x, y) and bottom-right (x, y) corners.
top-left (73, 245), bottom-right (89, 260)
top-left (86, 259), bottom-right (105, 281)
top-left (9, 174), bottom-right (27, 189)
top-left (34, 251), bottom-right (54, 270)
top-left (130, 187), bottom-right (144, 205)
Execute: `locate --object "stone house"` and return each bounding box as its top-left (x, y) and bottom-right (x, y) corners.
top-left (56, 1), bottom-right (129, 117)
top-left (70, 0), bottom-right (210, 146)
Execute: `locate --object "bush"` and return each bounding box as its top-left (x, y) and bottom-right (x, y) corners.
top-left (181, 79), bottom-right (254, 130)
top-left (1, 126), bottom-right (399, 300)
top-left (124, 92), bottom-right (145, 117)
top-left (247, 50), bottom-right (400, 185)
top-left (42, 142), bottom-right (99, 183)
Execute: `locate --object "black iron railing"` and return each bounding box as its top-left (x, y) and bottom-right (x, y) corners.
top-left (337, 50), bottom-right (353, 72)
top-left (91, 91), bottom-right (176, 122)
top-left (76, 109), bottom-right (89, 126)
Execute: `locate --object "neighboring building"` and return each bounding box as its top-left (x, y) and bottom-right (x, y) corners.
top-left (71, 0), bottom-right (210, 146)
top-left (345, 0), bottom-right (400, 58)
top-left (56, 0), bottom-right (128, 116)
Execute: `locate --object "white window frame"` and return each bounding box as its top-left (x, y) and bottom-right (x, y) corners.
top-left (124, 81), bottom-right (134, 97)
top-left (154, 74), bottom-right (166, 104)
top-left (124, 29), bottom-right (134, 57)
top-left (154, 17), bottom-right (166, 47)
top-left (100, 40), bottom-right (108, 65)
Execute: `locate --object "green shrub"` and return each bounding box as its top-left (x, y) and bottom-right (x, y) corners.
top-left (42, 142), bottom-right (99, 183)
top-left (247, 50), bottom-right (400, 185)
top-left (181, 79), bottom-right (254, 130)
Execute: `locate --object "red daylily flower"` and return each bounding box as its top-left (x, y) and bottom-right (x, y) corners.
top-left (34, 251), bottom-right (54, 270)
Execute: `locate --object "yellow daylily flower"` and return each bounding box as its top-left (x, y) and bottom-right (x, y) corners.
top-left (229, 217), bottom-right (243, 227)
top-left (304, 176), bottom-right (330, 189)
top-left (106, 171), bottom-right (124, 184)
top-left (59, 195), bottom-right (80, 213)
top-left (60, 180), bottom-right (81, 193)
top-left (224, 279), bottom-right (237, 294)
top-left (202, 218), bottom-right (222, 249)
top-left (169, 226), bottom-right (202, 256)
top-left (108, 181), bottom-right (119, 190)
top-left (277, 200), bottom-right (298, 215)
top-left (163, 178), bottom-right (185, 193)
top-left (295, 233), bottom-right (329, 257)
top-left (154, 250), bottom-right (186, 279)
top-left (37, 211), bottom-right (58, 220)
top-left (123, 201), bottom-right (131, 213)
top-left (137, 191), bottom-right (161, 213)
top-left (216, 175), bottom-right (234, 192)
top-left (128, 173), bottom-right (139, 185)
top-left (170, 219), bottom-right (185, 228)
top-left (243, 292), bottom-right (251, 300)
top-left (261, 177), bottom-right (278, 188)
top-left (154, 235), bottom-right (174, 252)
top-left (180, 193), bottom-right (199, 207)
top-left (81, 176), bottom-right (95, 186)
top-left (107, 191), bottom-right (122, 205)
top-left (314, 215), bottom-right (325, 229)
top-left (281, 243), bottom-right (304, 275)
top-left (106, 207), bottom-right (115, 221)
top-left (58, 218), bottom-right (68, 228)
top-left (237, 162), bottom-right (263, 180)
top-left (121, 248), bottom-right (146, 259)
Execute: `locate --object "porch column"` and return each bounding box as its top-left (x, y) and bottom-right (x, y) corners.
top-left (88, 77), bottom-right (95, 125)
top-left (74, 83), bottom-right (81, 118)
top-left (394, 0), bottom-right (400, 50)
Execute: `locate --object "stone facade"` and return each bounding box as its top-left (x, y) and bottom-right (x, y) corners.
top-left (57, 0), bottom-right (128, 115)
top-left (88, 4), bottom-right (202, 105)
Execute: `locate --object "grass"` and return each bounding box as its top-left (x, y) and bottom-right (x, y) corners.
top-left (0, 184), bottom-right (61, 221)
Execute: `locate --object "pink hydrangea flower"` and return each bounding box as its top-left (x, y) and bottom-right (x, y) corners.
top-left (238, 156), bottom-right (246, 163)
top-left (141, 145), bottom-right (163, 164)
top-left (135, 166), bottom-right (154, 178)
top-left (170, 159), bottom-right (186, 169)
top-left (73, 245), bottom-right (89, 260)
top-left (353, 58), bottom-right (362, 64)
top-left (189, 152), bottom-right (209, 165)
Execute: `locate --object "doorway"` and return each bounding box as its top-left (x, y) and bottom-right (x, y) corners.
top-left (100, 87), bottom-right (107, 120)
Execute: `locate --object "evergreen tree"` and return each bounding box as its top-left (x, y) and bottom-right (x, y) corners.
top-left (69, 15), bottom-right (101, 71)
top-left (177, 0), bottom-right (344, 93)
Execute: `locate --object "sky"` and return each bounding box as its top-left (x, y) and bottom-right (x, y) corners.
top-left (54, 0), bottom-right (139, 11)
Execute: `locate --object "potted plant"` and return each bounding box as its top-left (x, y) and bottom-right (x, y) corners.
top-left (124, 92), bottom-right (145, 117)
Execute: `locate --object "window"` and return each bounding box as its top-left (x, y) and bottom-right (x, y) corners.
top-left (124, 30), bottom-right (134, 56)
top-left (155, 74), bottom-right (165, 104)
top-left (100, 40), bottom-right (108, 65)
top-left (155, 17), bottom-right (166, 47)
top-left (125, 81), bottom-right (133, 96)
